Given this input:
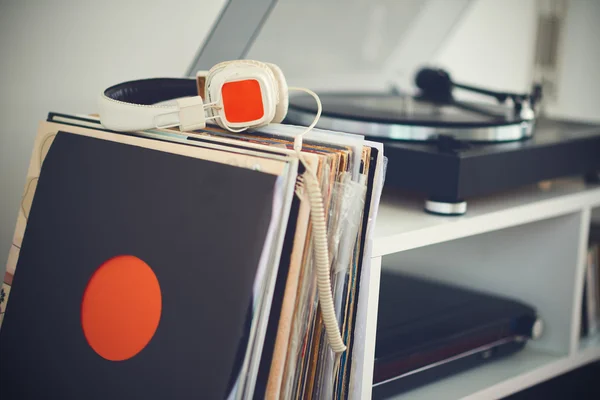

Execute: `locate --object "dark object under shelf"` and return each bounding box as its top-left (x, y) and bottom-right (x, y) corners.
top-left (590, 223), bottom-right (600, 245)
top-left (503, 361), bottom-right (600, 400)
top-left (373, 271), bottom-right (539, 398)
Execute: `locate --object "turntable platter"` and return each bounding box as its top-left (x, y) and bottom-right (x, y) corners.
top-left (286, 93), bottom-right (533, 142)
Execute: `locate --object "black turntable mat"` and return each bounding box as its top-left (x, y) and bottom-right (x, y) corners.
top-left (289, 92), bottom-right (520, 127)
top-left (0, 131), bottom-right (277, 399)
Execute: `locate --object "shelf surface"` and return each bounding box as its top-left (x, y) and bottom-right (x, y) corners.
top-left (385, 337), bottom-right (600, 400)
top-left (373, 179), bottom-right (600, 257)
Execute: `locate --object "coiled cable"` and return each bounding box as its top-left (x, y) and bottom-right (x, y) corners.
top-left (289, 87), bottom-right (346, 354)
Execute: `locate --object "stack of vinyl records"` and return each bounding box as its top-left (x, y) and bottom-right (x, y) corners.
top-left (0, 110), bottom-right (384, 399)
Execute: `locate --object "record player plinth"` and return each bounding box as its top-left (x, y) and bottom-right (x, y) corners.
top-left (377, 118), bottom-right (600, 215)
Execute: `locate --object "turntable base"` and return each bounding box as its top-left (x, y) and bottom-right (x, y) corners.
top-left (373, 118), bottom-right (600, 215)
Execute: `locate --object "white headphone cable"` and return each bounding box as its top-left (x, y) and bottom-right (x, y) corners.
top-left (288, 86), bottom-right (346, 354)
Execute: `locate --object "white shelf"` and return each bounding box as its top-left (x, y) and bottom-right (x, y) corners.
top-left (365, 179), bottom-right (600, 400)
top-left (373, 179), bottom-right (600, 257)
top-left (389, 336), bottom-right (600, 400)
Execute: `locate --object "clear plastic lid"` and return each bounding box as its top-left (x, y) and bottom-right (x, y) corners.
top-left (191, 0), bottom-right (471, 92)
top-left (246, 0), bottom-right (425, 90)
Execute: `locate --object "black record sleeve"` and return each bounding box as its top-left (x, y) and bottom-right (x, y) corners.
top-left (0, 131), bottom-right (279, 400)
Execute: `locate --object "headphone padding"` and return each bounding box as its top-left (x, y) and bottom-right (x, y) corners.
top-left (266, 63), bottom-right (288, 123)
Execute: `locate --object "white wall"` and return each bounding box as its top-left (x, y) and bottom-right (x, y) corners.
top-left (544, 0), bottom-right (600, 123)
top-left (0, 0), bottom-right (225, 279)
top-left (411, 0), bottom-right (600, 122)
top-left (433, 0), bottom-right (539, 99)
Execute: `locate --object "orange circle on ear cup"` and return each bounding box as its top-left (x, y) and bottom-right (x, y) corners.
top-left (81, 255), bottom-right (162, 361)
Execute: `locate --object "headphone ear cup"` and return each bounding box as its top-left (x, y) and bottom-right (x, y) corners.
top-left (266, 63), bottom-right (289, 123)
top-left (204, 61), bottom-right (231, 129)
top-left (206, 60), bottom-right (280, 129)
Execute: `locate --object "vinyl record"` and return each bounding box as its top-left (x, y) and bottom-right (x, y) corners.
top-left (0, 131), bottom-right (277, 399)
top-left (286, 93), bottom-right (534, 142)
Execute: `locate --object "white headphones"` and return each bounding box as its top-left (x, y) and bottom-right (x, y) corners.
top-left (98, 60), bottom-right (289, 133)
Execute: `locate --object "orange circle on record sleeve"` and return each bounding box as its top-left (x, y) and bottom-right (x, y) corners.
top-left (81, 255), bottom-right (162, 361)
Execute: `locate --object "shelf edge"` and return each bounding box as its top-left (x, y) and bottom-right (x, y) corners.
top-left (374, 189), bottom-right (600, 257)
top-left (465, 346), bottom-right (600, 400)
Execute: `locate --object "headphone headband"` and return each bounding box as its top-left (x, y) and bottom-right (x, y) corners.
top-left (98, 60), bottom-right (287, 133)
top-left (99, 78), bottom-right (204, 132)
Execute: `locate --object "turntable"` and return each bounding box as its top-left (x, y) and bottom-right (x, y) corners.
top-left (285, 68), bottom-right (600, 215)
top-left (188, 0), bottom-right (600, 216)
